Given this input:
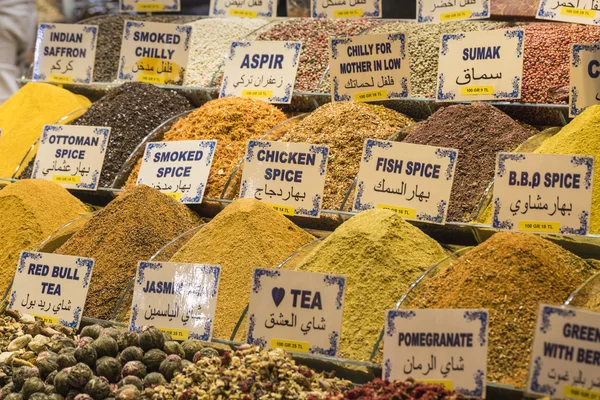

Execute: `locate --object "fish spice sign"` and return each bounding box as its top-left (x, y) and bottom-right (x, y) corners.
top-left (436, 29), bottom-right (525, 102)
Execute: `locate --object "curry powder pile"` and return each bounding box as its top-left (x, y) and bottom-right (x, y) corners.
top-left (0, 179), bottom-right (89, 293)
top-left (169, 198), bottom-right (314, 340)
top-left (295, 209), bottom-right (446, 361)
top-left (405, 232), bottom-right (595, 388)
top-left (56, 185), bottom-right (200, 320)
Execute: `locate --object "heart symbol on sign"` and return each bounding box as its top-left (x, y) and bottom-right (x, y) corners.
top-left (272, 287), bottom-right (285, 307)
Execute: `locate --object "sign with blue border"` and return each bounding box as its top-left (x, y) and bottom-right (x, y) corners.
top-left (33, 23), bottom-right (98, 85)
top-left (219, 41), bottom-right (302, 104)
top-left (120, 0), bottom-right (181, 12)
top-left (527, 304), bottom-right (600, 399)
top-left (129, 261), bottom-right (221, 342)
top-left (246, 268), bottom-right (346, 357)
top-left (239, 140), bottom-right (329, 218)
top-left (384, 309), bottom-right (489, 397)
top-left (492, 153), bottom-right (594, 236)
top-left (353, 140), bottom-right (458, 224)
top-left (209, 0), bottom-right (276, 18)
top-left (536, 0), bottom-right (600, 25)
top-left (570, 42), bottom-right (600, 117)
top-left (311, 0), bottom-right (381, 18)
top-left (329, 34), bottom-right (410, 103)
top-left (10, 251), bottom-right (94, 329)
top-left (436, 29), bottom-right (524, 102)
top-left (136, 140), bottom-right (217, 204)
top-left (31, 125), bottom-right (111, 191)
top-left (417, 0), bottom-right (490, 23)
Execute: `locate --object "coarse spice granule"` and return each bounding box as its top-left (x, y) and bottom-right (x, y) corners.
top-left (55, 185), bottom-right (200, 320)
top-left (0, 179), bottom-right (89, 294)
top-left (279, 102), bottom-right (413, 210)
top-left (295, 209), bottom-right (446, 361)
top-left (0, 83), bottom-right (90, 178)
top-left (405, 232), bottom-right (595, 388)
top-left (403, 103), bottom-right (535, 222)
top-left (122, 97), bottom-right (287, 198)
top-left (169, 198), bottom-right (314, 340)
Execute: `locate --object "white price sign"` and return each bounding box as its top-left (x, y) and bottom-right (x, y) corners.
top-left (312, 0), bottom-right (382, 18)
top-left (417, 0), bottom-right (490, 22)
top-left (120, 0), bottom-right (181, 12)
top-left (536, 0), bottom-right (600, 25)
top-left (209, 0), bottom-right (276, 18)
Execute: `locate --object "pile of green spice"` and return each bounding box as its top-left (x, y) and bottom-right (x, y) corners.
top-left (279, 102), bottom-right (413, 210)
top-left (169, 198), bottom-right (314, 340)
top-left (123, 97), bottom-right (287, 198)
top-left (404, 103), bottom-right (535, 222)
top-left (295, 209), bottom-right (446, 361)
top-left (56, 185), bottom-right (200, 320)
top-left (405, 232), bottom-right (595, 388)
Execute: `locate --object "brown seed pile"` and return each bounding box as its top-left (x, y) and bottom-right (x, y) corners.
top-left (404, 103), bottom-right (535, 222)
top-left (279, 102), bottom-right (413, 210)
top-left (55, 185), bottom-right (200, 320)
top-left (405, 232), bottom-right (595, 388)
top-left (123, 97), bottom-right (287, 198)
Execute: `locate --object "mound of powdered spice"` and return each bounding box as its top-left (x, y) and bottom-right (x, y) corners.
top-left (123, 97), bottom-right (287, 198)
top-left (56, 185), bottom-right (200, 320)
top-left (169, 198), bottom-right (314, 339)
top-left (295, 209), bottom-right (446, 361)
top-left (405, 232), bottom-right (595, 388)
top-left (404, 103), bottom-right (535, 222)
top-left (0, 179), bottom-right (89, 294)
top-left (279, 102), bottom-right (413, 210)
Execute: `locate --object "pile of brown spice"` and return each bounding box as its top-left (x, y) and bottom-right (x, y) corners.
top-left (55, 185), bottom-right (200, 320)
top-left (278, 102), bottom-right (413, 210)
top-left (405, 232), bottom-right (595, 388)
top-left (123, 97), bottom-right (287, 198)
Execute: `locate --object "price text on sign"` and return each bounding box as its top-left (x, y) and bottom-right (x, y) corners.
top-left (120, 0), bottom-right (181, 12)
top-left (219, 41), bottom-right (302, 104)
top-left (491, 153), bottom-right (594, 236)
top-left (209, 0), bottom-right (275, 18)
top-left (436, 29), bottom-right (525, 102)
top-left (536, 0), bottom-right (600, 25)
top-left (136, 140), bottom-right (217, 204)
top-left (312, 0), bottom-right (381, 19)
top-left (239, 140), bottom-right (329, 218)
top-left (33, 23), bottom-right (98, 84)
top-left (117, 20), bottom-right (192, 86)
top-left (570, 43), bottom-right (600, 117)
top-left (353, 140), bottom-right (458, 224)
top-left (527, 304), bottom-right (600, 399)
top-left (31, 125), bottom-right (111, 191)
top-left (384, 309), bottom-right (489, 398)
top-left (329, 34), bottom-right (410, 103)
top-left (10, 251), bottom-right (94, 330)
top-left (246, 268), bottom-right (346, 356)
top-left (129, 261), bottom-right (221, 342)
top-left (417, 0), bottom-right (490, 22)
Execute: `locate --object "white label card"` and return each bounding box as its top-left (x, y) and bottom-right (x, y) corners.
top-left (219, 41), bottom-right (302, 104)
top-left (353, 140), bottom-right (458, 224)
top-left (436, 29), bottom-right (524, 102)
top-left (10, 251), bottom-right (94, 329)
top-left (527, 304), bottom-right (600, 399)
top-left (136, 140), bottom-right (217, 204)
top-left (209, 0), bottom-right (276, 18)
top-left (570, 43), bottom-right (600, 117)
top-left (329, 34), bottom-right (410, 103)
top-left (247, 268), bottom-right (346, 356)
top-left (117, 20), bottom-right (192, 85)
top-left (536, 0), bottom-right (600, 25)
top-left (384, 309), bottom-right (489, 397)
top-left (492, 153), bottom-right (594, 236)
top-left (417, 0), bottom-right (490, 22)
top-left (239, 140), bottom-right (329, 218)
top-left (33, 23), bottom-right (98, 85)
top-left (129, 262), bottom-right (221, 341)
top-left (312, 0), bottom-right (382, 18)
top-left (120, 0), bottom-right (181, 12)
top-left (31, 125), bottom-right (111, 191)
